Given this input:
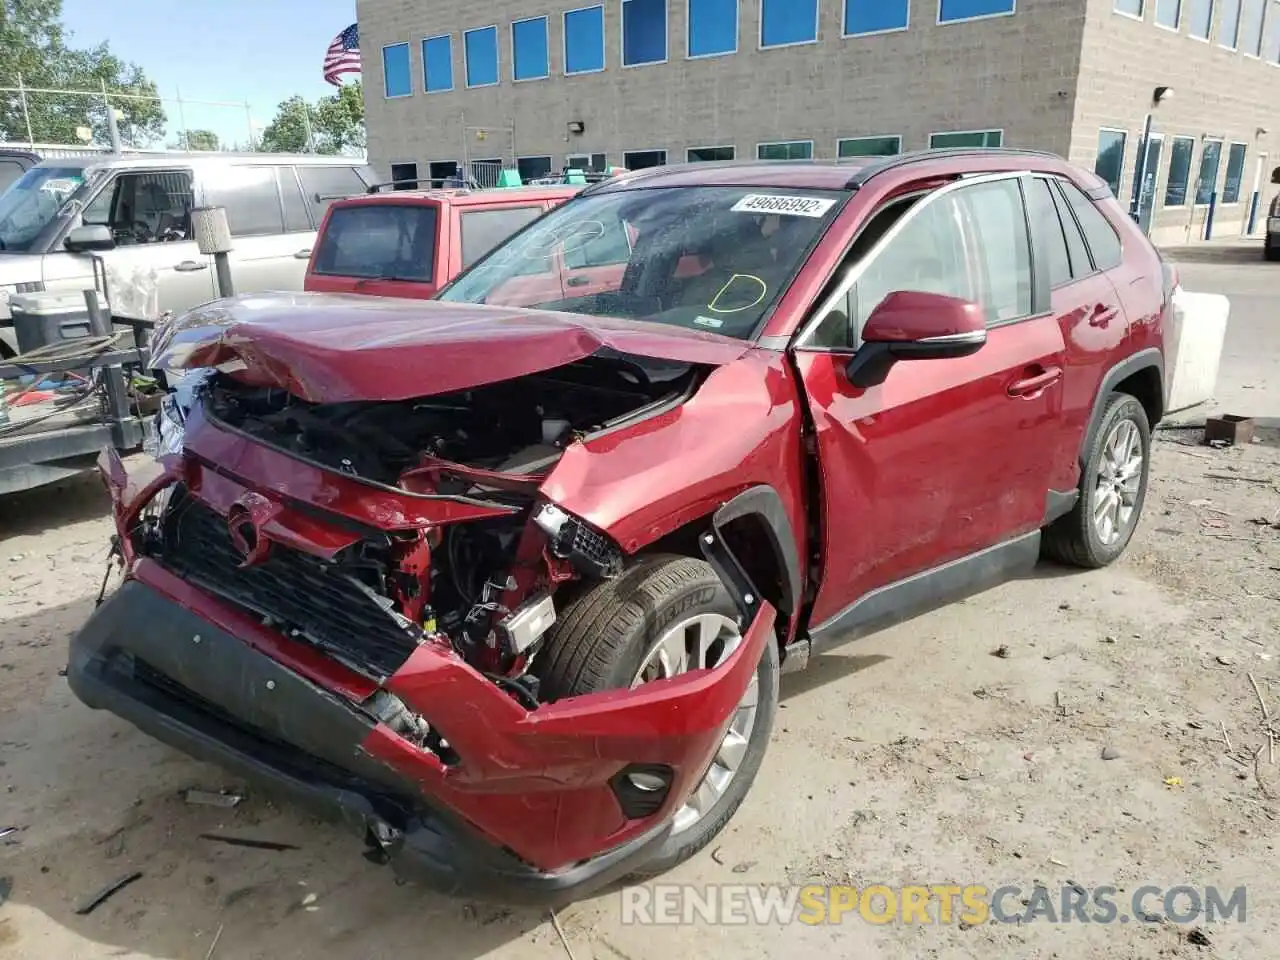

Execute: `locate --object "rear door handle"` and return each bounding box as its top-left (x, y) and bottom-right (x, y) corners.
top-left (1089, 304), bottom-right (1118, 328)
top-left (294, 249), bottom-right (312, 260)
top-left (565, 275), bottom-right (589, 287)
top-left (1007, 365), bottom-right (1063, 398)
top-left (173, 260), bottom-right (208, 272)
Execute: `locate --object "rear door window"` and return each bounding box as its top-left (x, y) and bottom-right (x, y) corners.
top-left (204, 165), bottom-right (284, 237)
top-left (311, 203), bottom-right (439, 281)
top-left (1025, 177), bottom-right (1073, 288)
top-left (459, 205), bottom-right (545, 268)
top-left (1048, 181), bottom-right (1093, 279)
top-left (297, 166), bottom-right (369, 224)
top-left (0, 158), bottom-right (25, 194)
top-left (1059, 181), bottom-right (1123, 271)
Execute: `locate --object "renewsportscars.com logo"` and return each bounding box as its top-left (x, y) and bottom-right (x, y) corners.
top-left (619, 883), bottom-right (1248, 926)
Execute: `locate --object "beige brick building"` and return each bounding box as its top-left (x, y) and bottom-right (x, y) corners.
top-left (357, 0), bottom-right (1280, 244)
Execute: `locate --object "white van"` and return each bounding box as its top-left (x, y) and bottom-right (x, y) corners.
top-left (0, 153), bottom-right (375, 355)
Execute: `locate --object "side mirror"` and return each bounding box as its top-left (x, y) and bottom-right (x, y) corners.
top-left (64, 224), bottom-right (115, 253)
top-left (1271, 165), bottom-right (1280, 185)
top-left (846, 290), bottom-right (987, 388)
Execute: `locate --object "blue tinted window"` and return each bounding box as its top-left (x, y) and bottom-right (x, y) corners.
top-left (1220, 0), bottom-right (1243, 46)
top-left (564, 5), bottom-right (606, 73)
top-left (844, 0), bottom-right (909, 33)
top-left (382, 43), bottom-right (411, 97)
top-left (689, 0), bottom-right (737, 56)
top-left (1195, 140), bottom-right (1222, 204)
top-left (761, 0), bottom-right (818, 45)
top-left (757, 141), bottom-right (813, 160)
top-left (512, 17), bottom-right (550, 80)
top-left (1094, 130), bottom-right (1127, 197)
top-left (939, 0), bottom-right (1016, 21)
top-left (1114, 0), bottom-right (1144, 15)
top-left (464, 26), bottom-right (499, 87)
top-left (422, 35), bottom-right (453, 92)
top-left (623, 0), bottom-right (667, 65)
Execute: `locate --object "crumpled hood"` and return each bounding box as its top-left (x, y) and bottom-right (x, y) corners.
top-left (150, 292), bottom-right (751, 403)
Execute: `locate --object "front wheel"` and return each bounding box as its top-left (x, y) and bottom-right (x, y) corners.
top-left (535, 555), bottom-right (779, 878)
top-left (1043, 392), bottom-right (1152, 568)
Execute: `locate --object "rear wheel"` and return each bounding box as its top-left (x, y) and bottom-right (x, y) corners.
top-left (1043, 392), bottom-right (1151, 568)
top-left (535, 555), bottom-right (779, 878)
top-left (1265, 238), bottom-right (1280, 262)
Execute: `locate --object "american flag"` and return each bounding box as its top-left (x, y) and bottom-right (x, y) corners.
top-left (323, 23), bottom-right (361, 86)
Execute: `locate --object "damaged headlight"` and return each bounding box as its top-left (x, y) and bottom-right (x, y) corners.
top-left (533, 502), bottom-right (624, 578)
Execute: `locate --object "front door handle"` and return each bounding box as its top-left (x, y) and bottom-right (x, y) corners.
top-left (294, 249), bottom-right (312, 260)
top-left (173, 260), bottom-right (208, 272)
top-left (1007, 365), bottom-right (1063, 398)
top-left (565, 275), bottom-right (589, 287)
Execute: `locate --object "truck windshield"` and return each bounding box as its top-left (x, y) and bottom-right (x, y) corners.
top-left (0, 167), bottom-right (88, 253)
top-left (437, 185), bottom-right (845, 341)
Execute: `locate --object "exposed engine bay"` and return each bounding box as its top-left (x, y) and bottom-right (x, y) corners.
top-left (205, 352), bottom-right (698, 488)
top-left (147, 353), bottom-right (705, 703)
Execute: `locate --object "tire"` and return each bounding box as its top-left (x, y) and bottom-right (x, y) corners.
top-left (1043, 392), bottom-right (1152, 568)
top-left (535, 554), bottom-right (779, 878)
top-left (1265, 239), bottom-right (1280, 262)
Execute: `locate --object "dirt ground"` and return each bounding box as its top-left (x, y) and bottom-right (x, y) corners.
top-left (2, 252), bottom-right (1278, 959)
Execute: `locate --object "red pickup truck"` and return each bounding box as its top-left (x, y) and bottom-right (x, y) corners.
top-left (303, 183), bottom-right (587, 299)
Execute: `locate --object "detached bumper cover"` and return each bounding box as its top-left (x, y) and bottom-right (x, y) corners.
top-left (69, 579), bottom-right (675, 904)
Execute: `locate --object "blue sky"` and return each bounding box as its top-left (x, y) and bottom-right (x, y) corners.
top-left (61, 0), bottom-right (359, 147)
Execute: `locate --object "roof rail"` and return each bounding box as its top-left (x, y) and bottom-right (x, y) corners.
top-left (844, 147), bottom-right (1066, 189)
top-left (366, 175), bottom-right (479, 194)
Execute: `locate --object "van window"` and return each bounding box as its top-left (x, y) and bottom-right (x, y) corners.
top-left (459, 206), bottom-right (544, 268)
top-left (0, 159), bottom-right (25, 194)
top-left (311, 203), bottom-right (438, 281)
top-left (204, 165), bottom-right (284, 237)
top-left (277, 167), bottom-right (312, 232)
top-left (297, 166), bottom-right (368, 222)
top-left (81, 169), bottom-right (195, 245)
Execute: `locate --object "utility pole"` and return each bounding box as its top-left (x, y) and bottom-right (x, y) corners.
top-left (101, 79), bottom-right (122, 152)
top-left (16, 72), bottom-right (34, 145)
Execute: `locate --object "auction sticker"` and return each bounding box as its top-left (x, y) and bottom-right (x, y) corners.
top-left (730, 194), bottom-right (837, 218)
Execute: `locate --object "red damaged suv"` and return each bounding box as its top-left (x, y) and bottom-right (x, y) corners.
top-left (70, 149), bottom-right (1170, 904)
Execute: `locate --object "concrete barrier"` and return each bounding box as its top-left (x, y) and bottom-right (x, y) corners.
top-left (1165, 287), bottom-right (1230, 414)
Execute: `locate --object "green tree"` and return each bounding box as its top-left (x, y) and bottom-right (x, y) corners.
top-left (257, 82), bottom-right (365, 155)
top-left (257, 94), bottom-right (314, 153)
top-left (0, 0), bottom-right (166, 145)
top-left (175, 128), bottom-right (219, 151)
top-left (313, 81), bottom-right (365, 154)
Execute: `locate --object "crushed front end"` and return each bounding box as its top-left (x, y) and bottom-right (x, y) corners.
top-left (70, 362), bottom-right (773, 904)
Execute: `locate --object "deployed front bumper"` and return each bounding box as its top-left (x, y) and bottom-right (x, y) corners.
top-left (69, 578), bottom-right (674, 905)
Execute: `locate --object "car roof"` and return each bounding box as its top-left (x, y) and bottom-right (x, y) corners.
top-left (32, 152), bottom-right (368, 174)
top-left (583, 148), bottom-right (1112, 199)
top-left (330, 185), bottom-right (585, 209)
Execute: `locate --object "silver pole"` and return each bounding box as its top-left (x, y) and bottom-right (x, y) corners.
top-left (245, 101), bottom-right (255, 150)
top-left (176, 85), bottom-right (188, 146)
top-left (17, 72), bottom-right (34, 146)
top-left (102, 79), bottom-right (122, 152)
top-left (302, 104), bottom-right (315, 153)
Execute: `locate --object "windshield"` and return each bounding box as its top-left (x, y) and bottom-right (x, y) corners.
top-left (0, 166), bottom-right (89, 253)
top-left (437, 185), bottom-right (845, 340)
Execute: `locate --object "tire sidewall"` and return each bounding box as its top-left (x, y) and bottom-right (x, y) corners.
top-left (1080, 394), bottom-right (1152, 564)
top-left (602, 576), bottom-right (742, 690)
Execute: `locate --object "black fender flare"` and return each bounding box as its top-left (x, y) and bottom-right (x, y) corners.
top-left (1079, 348), bottom-right (1164, 470)
top-left (698, 485), bottom-right (802, 625)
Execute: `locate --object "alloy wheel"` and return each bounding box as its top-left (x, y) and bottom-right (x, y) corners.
top-left (1092, 418), bottom-right (1144, 546)
top-left (629, 613), bottom-right (759, 835)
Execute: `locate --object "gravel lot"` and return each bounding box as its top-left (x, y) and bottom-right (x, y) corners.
top-left (1, 246), bottom-right (1277, 959)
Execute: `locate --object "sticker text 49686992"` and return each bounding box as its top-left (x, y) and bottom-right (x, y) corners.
top-left (730, 194), bottom-right (838, 218)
